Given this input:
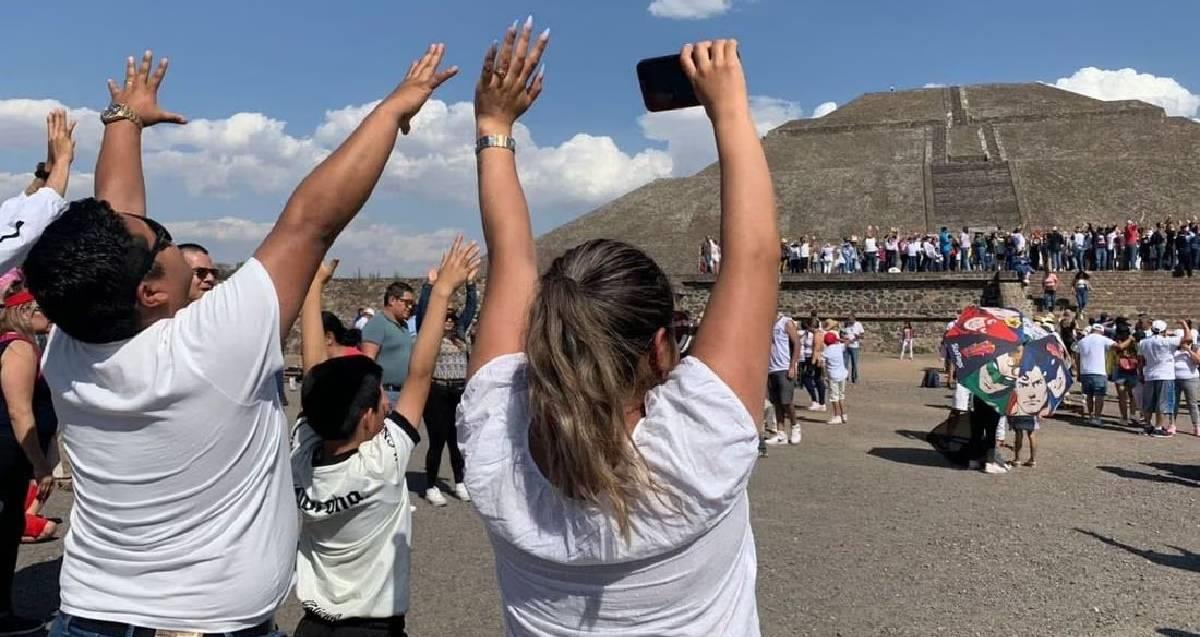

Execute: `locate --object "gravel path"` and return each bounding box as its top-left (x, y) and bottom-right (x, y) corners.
top-left (15, 355), bottom-right (1200, 636)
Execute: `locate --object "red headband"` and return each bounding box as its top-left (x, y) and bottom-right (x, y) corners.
top-left (4, 290), bottom-right (34, 308)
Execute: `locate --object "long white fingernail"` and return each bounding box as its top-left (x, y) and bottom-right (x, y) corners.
top-left (525, 15), bottom-right (533, 28)
top-left (540, 28), bottom-right (550, 40)
top-left (511, 19), bottom-right (518, 30)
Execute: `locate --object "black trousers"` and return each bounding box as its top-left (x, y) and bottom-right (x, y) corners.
top-left (423, 382), bottom-right (466, 488)
top-left (295, 612), bottom-right (406, 637)
top-left (0, 437), bottom-right (32, 615)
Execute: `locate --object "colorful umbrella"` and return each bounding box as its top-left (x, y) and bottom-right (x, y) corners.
top-left (945, 306), bottom-right (1073, 417)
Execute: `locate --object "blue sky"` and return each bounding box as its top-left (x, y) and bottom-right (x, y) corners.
top-left (2, 0), bottom-right (1198, 273)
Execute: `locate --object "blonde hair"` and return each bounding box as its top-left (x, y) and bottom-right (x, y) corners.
top-left (526, 239), bottom-right (676, 540)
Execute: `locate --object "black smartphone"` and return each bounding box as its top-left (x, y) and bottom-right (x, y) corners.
top-left (636, 54), bottom-right (699, 112)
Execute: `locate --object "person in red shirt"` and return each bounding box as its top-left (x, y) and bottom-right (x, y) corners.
top-left (1123, 221), bottom-right (1140, 270)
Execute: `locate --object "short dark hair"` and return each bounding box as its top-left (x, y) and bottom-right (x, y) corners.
top-left (384, 281), bottom-right (414, 305)
top-left (24, 198), bottom-right (151, 343)
top-left (177, 243), bottom-right (208, 255)
top-left (301, 356), bottom-right (383, 441)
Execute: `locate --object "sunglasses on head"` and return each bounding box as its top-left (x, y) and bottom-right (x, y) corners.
top-left (121, 213), bottom-right (173, 278)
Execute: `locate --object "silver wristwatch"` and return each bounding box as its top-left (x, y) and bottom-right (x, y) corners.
top-left (476, 135), bottom-right (516, 154)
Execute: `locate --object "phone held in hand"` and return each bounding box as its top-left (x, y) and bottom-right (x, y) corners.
top-left (636, 55), bottom-right (699, 112)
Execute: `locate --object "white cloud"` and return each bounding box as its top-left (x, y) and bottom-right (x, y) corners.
top-left (639, 96), bottom-right (822, 175)
top-left (812, 101), bottom-right (838, 118)
top-left (1051, 67), bottom-right (1200, 118)
top-left (648, 0), bottom-right (732, 19)
top-left (0, 172), bottom-right (94, 200)
top-left (168, 216), bottom-right (464, 275)
top-left (923, 83), bottom-right (947, 89)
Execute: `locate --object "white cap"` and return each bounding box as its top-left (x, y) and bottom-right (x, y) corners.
top-left (1091, 323), bottom-right (1105, 332)
top-left (1152, 319), bottom-right (1168, 333)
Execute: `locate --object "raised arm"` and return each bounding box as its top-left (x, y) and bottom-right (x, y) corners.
top-left (458, 277), bottom-right (480, 340)
top-left (394, 237), bottom-right (480, 425)
top-left (96, 51), bottom-right (187, 215)
top-left (43, 110), bottom-right (77, 198)
top-left (467, 18), bottom-right (549, 377)
top-left (300, 259), bottom-right (339, 373)
top-left (684, 40), bottom-right (780, 417)
top-left (254, 45), bottom-right (457, 334)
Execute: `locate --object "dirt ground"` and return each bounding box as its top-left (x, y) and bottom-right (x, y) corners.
top-left (14, 354), bottom-right (1200, 636)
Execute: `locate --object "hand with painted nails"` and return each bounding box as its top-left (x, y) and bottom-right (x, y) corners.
top-left (434, 235), bottom-right (481, 295)
top-left (475, 16), bottom-right (549, 134)
top-left (679, 39), bottom-right (749, 124)
top-left (384, 43), bottom-right (459, 135)
top-left (107, 50), bottom-right (187, 127)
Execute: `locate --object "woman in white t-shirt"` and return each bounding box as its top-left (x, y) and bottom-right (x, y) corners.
top-left (1173, 325), bottom-right (1200, 435)
top-left (459, 30), bottom-right (773, 637)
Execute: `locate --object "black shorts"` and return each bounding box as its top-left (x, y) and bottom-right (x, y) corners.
top-left (767, 370), bottom-right (795, 406)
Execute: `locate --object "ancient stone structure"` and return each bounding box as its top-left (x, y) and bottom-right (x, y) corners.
top-left (535, 83), bottom-right (1200, 276)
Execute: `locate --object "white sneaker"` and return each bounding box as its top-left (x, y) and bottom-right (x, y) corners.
top-left (425, 487), bottom-right (448, 507)
top-left (807, 402), bottom-right (820, 411)
top-left (815, 403), bottom-right (827, 412)
top-left (789, 425), bottom-right (803, 444)
top-left (453, 483), bottom-right (471, 502)
top-left (984, 462), bottom-right (1008, 474)
top-left (828, 416), bottom-right (843, 425)
top-left (841, 414), bottom-right (849, 423)
top-left (765, 432), bottom-right (788, 445)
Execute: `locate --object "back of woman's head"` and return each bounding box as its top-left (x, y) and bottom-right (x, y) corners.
top-left (526, 239), bottom-right (674, 539)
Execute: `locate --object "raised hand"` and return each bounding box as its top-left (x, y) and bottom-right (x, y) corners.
top-left (46, 109), bottom-right (76, 170)
top-left (427, 268), bottom-right (439, 284)
top-left (680, 40), bottom-right (749, 124)
top-left (106, 50), bottom-right (187, 127)
top-left (384, 44), bottom-right (458, 135)
top-left (475, 17), bottom-right (549, 134)
top-left (315, 258), bottom-right (339, 287)
top-left (434, 235), bottom-right (481, 295)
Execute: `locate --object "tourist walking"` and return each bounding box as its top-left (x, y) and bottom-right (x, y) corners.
top-left (458, 31), bottom-right (771, 635)
top-left (900, 321), bottom-right (914, 359)
top-left (1041, 267), bottom-right (1058, 311)
top-left (1074, 270), bottom-right (1091, 313)
top-left (821, 331), bottom-right (850, 424)
top-left (765, 312), bottom-right (801, 445)
top-left (843, 312), bottom-right (865, 383)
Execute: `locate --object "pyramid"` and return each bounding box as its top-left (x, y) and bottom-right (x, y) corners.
top-left (535, 83), bottom-right (1200, 275)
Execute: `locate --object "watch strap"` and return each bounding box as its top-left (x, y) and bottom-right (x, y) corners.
top-left (101, 103), bottom-right (144, 128)
top-left (476, 134), bottom-right (516, 154)
top-left (34, 162), bottom-right (49, 180)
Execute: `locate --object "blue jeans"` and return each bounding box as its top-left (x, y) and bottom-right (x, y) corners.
top-left (844, 347), bottom-right (861, 383)
top-left (960, 251), bottom-right (971, 271)
top-left (1076, 287), bottom-right (1089, 311)
top-left (50, 615), bottom-right (285, 637)
top-left (1094, 248), bottom-right (1107, 271)
top-left (1043, 291), bottom-right (1056, 311)
top-left (1049, 249), bottom-right (1062, 271)
top-left (865, 254), bottom-right (877, 272)
top-left (1072, 248), bottom-right (1084, 270)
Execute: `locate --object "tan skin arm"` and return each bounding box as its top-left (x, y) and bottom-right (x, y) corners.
top-left (685, 40), bottom-right (780, 418)
top-left (360, 340), bottom-right (381, 361)
top-left (467, 19), bottom-right (549, 378)
top-left (393, 237), bottom-right (480, 426)
top-left (1, 340), bottom-right (52, 501)
top-left (786, 318), bottom-right (801, 379)
top-left (300, 259), bottom-right (339, 373)
top-left (254, 45), bottom-right (457, 336)
top-left (97, 51), bottom-right (187, 215)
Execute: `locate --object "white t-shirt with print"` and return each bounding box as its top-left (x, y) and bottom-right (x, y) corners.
top-left (457, 354), bottom-right (760, 637)
top-left (845, 321), bottom-right (865, 349)
top-left (292, 413), bottom-right (420, 620)
top-left (1139, 335), bottom-right (1183, 381)
top-left (42, 258), bottom-right (295, 632)
top-left (823, 343), bottom-right (849, 382)
top-left (1073, 333), bottom-right (1116, 376)
top-left (0, 188), bottom-right (66, 273)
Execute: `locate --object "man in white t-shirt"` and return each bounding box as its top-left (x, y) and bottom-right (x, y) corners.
top-left (843, 313), bottom-right (865, 383)
top-left (23, 48), bottom-right (457, 635)
top-left (765, 313), bottom-right (801, 445)
top-left (1137, 320), bottom-right (1188, 436)
top-left (1073, 324), bottom-right (1125, 425)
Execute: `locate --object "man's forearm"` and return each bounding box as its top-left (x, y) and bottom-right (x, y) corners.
top-left (95, 121), bottom-right (146, 215)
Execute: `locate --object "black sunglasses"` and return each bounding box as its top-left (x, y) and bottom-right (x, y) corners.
top-left (193, 267), bottom-right (220, 281)
top-left (121, 213), bottom-right (173, 277)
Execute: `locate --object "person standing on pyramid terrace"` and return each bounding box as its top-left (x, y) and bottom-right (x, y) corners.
top-left (178, 243), bottom-right (218, 300)
top-left (361, 281), bottom-right (417, 405)
top-left (23, 44), bottom-right (457, 637)
top-left (765, 311), bottom-right (801, 446)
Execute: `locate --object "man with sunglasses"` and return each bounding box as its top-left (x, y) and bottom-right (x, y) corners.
top-left (361, 282), bottom-right (417, 405)
top-left (23, 45), bottom-right (459, 637)
top-left (178, 243), bottom-right (219, 300)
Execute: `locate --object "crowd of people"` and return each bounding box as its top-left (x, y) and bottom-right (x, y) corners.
top-left (0, 23), bottom-right (786, 637)
top-left (756, 221), bottom-right (1200, 276)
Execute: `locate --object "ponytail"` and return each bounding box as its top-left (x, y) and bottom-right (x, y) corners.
top-left (526, 240), bottom-right (676, 540)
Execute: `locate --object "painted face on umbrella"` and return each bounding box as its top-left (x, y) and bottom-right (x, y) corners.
top-left (1014, 366), bottom-right (1049, 415)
